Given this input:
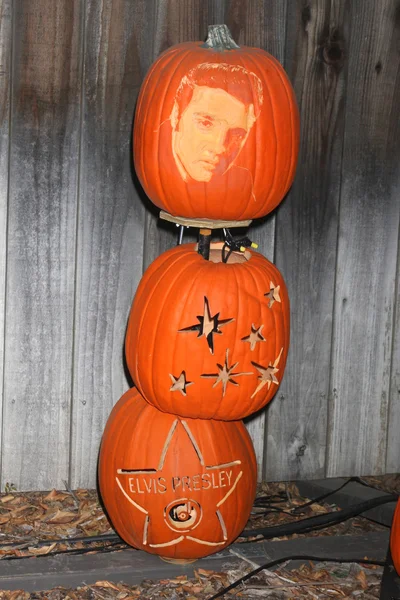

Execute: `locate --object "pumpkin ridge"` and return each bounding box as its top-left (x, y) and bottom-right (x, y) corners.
top-left (240, 252), bottom-right (264, 408)
top-left (136, 50), bottom-right (181, 195)
top-left (224, 261), bottom-right (244, 420)
top-left (151, 244), bottom-right (211, 412)
top-left (175, 254), bottom-right (222, 419)
top-left (251, 257), bottom-right (284, 407)
top-left (167, 256), bottom-right (213, 416)
top-left (156, 48), bottom-right (195, 214)
top-left (127, 248), bottom-right (195, 384)
top-left (245, 52), bottom-right (279, 221)
top-left (270, 58), bottom-right (300, 198)
top-left (144, 252), bottom-right (201, 407)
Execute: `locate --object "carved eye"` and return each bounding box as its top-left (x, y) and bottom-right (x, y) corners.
top-left (193, 114), bottom-right (216, 131)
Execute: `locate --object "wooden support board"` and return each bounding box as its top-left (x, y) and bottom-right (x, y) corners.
top-left (0, 532), bottom-right (389, 593)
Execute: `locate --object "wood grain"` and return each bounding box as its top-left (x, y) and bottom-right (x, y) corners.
top-left (387, 238), bottom-right (400, 473)
top-left (0, 0), bottom-right (12, 483)
top-left (1, 0), bottom-right (82, 490)
top-left (70, 0), bottom-right (150, 488)
top-left (211, 0), bottom-right (287, 480)
top-left (327, 0), bottom-right (400, 476)
top-left (265, 0), bottom-right (347, 481)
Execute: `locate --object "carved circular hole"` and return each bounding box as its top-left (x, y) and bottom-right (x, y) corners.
top-left (164, 498), bottom-right (202, 532)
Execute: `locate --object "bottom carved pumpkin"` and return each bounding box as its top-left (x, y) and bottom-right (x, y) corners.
top-left (391, 498), bottom-right (400, 575)
top-left (98, 387), bottom-right (257, 560)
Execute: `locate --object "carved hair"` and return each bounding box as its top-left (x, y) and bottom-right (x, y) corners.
top-left (174, 62), bottom-right (264, 119)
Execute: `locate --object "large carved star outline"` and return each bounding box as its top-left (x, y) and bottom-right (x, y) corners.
top-left (115, 419), bottom-right (243, 550)
top-left (178, 296), bottom-right (234, 354)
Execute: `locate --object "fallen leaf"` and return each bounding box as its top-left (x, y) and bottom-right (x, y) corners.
top-left (92, 581), bottom-right (121, 591)
top-left (0, 495), bottom-right (14, 503)
top-left (197, 568), bottom-right (216, 576)
top-left (356, 569), bottom-right (368, 590)
top-left (47, 510), bottom-right (78, 524)
top-left (27, 543), bottom-right (57, 555)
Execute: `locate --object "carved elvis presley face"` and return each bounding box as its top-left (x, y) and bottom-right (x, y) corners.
top-left (171, 85), bottom-right (256, 182)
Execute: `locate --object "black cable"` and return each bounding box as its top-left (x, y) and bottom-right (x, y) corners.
top-left (0, 532), bottom-right (121, 548)
top-left (290, 477), bottom-right (358, 513)
top-left (207, 554), bottom-right (387, 599)
top-left (240, 493), bottom-right (398, 539)
top-left (1, 540), bottom-right (127, 561)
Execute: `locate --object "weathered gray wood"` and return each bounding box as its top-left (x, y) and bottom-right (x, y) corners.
top-left (327, 0), bottom-right (400, 477)
top-left (387, 237), bottom-right (400, 473)
top-left (70, 0), bottom-right (149, 488)
top-left (266, 0), bottom-right (347, 481)
top-left (1, 0), bottom-right (82, 491)
top-left (0, 0), bottom-right (12, 484)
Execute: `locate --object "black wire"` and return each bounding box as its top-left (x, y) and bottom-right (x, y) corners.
top-left (240, 493), bottom-right (398, 539)
top-left (207, 554), bottom-right (387, 599)
top-left (0, 532), bottom-right (121, 549)
top-left (290, 478), bottom-right (358, 513)
top-left (1, 540), bottom-right (127, 561)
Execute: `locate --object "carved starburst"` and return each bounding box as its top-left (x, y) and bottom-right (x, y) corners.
top-left (264, 282), bottom-right (281, 308)
top-left (169, 371), bottom-right (193, 396)
top-left (251, 347), bottom-right (284, 398)
top-left (241, 324), bottom-right (266, 351)
top-left (201, 349), bottom-right (252, 397)
top-left (178, 297), bottom-right (234, 354)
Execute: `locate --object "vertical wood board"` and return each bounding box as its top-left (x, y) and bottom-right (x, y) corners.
top-left (70, 0), bottom-right (151, 488)
top-left (2, 0), bottom-right (82, 490)
top-left (327, 0), bottom-right (400, 476)
top-left (387, 233), bottom-right (400, 473)
top-left (0, 0), bottom-right (12, 483)
top-left (265, 0), bottom-right (347, 481)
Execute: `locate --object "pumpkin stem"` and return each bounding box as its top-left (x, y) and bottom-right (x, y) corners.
top-left (198, 229), bottom-right (211, 260)
top-left (203, 24), bottom-right (240, 50)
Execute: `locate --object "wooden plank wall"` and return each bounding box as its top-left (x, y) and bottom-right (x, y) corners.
top-left (0, 0), bottom-right (398, 491)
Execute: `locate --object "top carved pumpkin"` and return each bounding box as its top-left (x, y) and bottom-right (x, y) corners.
top-left (134, 24), bottom-right (300, 222)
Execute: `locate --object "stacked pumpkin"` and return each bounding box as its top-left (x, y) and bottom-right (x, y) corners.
top-left (99, 24), bottom-right (299, 561)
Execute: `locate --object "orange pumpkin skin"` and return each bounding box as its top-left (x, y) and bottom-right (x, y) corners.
top-left (391, 498), bottom-right (400, 574)
top-left (133, 32), bottom-right (299, 221)
top-left (98, 387), bottom-right (257, 560)
top-left (125, 243), bottom-right (289, 420)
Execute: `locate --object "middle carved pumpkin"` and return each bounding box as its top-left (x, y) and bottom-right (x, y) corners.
top-left (125, 242), bottom-right (289, 420)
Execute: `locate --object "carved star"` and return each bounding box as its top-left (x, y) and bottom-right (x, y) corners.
top-left (241, 324), bottom-right (266, 351)
top-left (178, 297), bottom-right (234, 354)
top-left (251, 347), bottom-right (284, 398)
top-left (264, 282), bottom-right (281, 308)
top-left (169, 371), bottom-right (193, 396)
top-left (201, 349), bottom-right (252, 397)
top-left (115, 418), bottom-right (243, 549)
